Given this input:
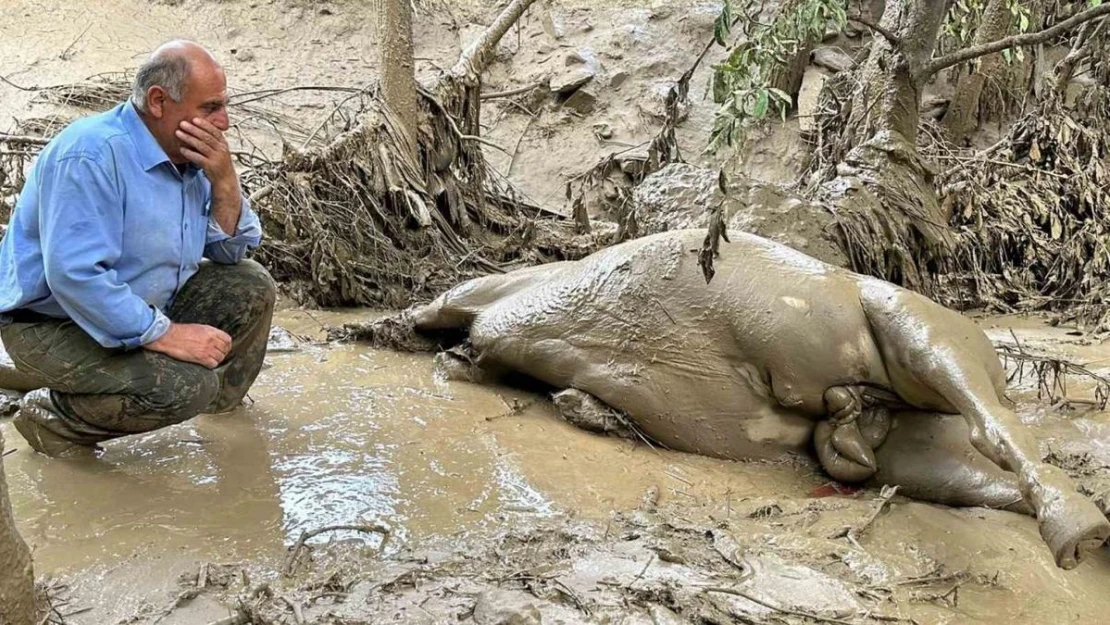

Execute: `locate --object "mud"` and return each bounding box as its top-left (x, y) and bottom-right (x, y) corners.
top-left (0, 308), bottom-right (1108, 623)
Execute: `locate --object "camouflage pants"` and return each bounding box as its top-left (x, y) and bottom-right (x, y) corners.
top-left (0, 260), bottom-right (276, 446)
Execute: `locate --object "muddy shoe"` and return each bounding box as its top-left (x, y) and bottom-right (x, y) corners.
top-left (12, 389), bottom-right (97, 458)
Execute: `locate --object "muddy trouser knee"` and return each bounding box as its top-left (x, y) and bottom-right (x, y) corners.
top-left (0, 259), bottom-right (277, 445)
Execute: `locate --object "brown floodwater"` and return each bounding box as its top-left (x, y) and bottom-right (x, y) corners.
top-left (2, 310), bottom-right (1109, 624)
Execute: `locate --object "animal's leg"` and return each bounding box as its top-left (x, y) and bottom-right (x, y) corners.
top-left (552, 389), bottom-right (635, 439)
top-left (872, 412), bottom-right (1032, 515)
top-left (814, 386), bottom-right (893, 483)
top-left (412, 262), bottom-right (573, 330)
top-left (862, 287), bottom-right (1110, 569)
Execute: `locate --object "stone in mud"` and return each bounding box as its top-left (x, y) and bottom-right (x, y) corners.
top-left (473, 589), bottom-right (544, 625)
top-left (630, 163), bottom-right (846, 267)
top-left (550, 67), bottom-right (595, 94)
top-left (540, 8), bottom-right (566, 40)
top-left (562, 86), bottom-right (598, 114)
top-left (553, 389), bottom-right (633, 437)
top-left (637, 80), bottom-right (689, 122)
top-left (609, 71), bottom-right (630, 88)
top-left (266, 326), bottom-right (300, 353)
top-left (811, 46), bottom-right (855, 73)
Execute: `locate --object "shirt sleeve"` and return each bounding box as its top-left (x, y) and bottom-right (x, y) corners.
top-left (204, 192), bottom-right (262, 265)
top-left (39, 155), bottom-right (171, 349)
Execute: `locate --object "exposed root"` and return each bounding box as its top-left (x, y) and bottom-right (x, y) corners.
top-left (995, 343), bottom-right (1110, 410)
top-left (934, 95), bottom-right (1110, 330)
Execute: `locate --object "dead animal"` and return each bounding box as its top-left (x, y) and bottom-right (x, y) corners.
top-left (406, 229), bottom-right (1110, 570)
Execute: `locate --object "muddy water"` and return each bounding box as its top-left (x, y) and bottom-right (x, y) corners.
top-left (0, 309), bottom-right (819, 572)
top-left (2, 310), bottom-right (1110, 624)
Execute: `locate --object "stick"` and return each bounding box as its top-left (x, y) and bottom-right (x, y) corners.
top-left (460, 134), bottom-right (512, 155)
top-left (851, 484), bottom-right (899, 542)
top-left (280, 595), bottom-right (306, 625)
top-left (481, 83), bottom-right (542, 100)
top-left (229, 85), bottom-right (363, 107)
top-left (283, 523), bottom-right (391, 576)
top-left (702, 586), bottom-right (857, 625)
top-left (0, 133), bottom-right (50, 146)
top-left (59, 23), bottom-right (92, 60)
top-left (848, 16), bottom-right (900, 46)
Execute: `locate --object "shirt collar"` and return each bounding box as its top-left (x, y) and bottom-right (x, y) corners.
top-left (120, 101), bottom-right (172, 172)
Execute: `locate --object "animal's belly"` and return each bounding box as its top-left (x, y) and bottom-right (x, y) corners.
top-left (523, 343), bottom-right (817, 461)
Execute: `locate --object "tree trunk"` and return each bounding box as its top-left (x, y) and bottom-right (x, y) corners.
top-left (0, 431), bottom-right (37, 625)
top-left (766, 0), bottom-right (819, 101)
top-left (379, 0), bottom-right (420, 160)
top-left (943, 0), bottom-right (1014, 143)
top-left (815, 0), bottom-right (954, 292)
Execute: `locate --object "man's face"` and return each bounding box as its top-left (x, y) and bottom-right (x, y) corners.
top-left (148, 60), bottom-right (229, 163)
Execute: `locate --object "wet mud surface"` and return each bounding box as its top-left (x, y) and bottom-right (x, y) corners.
top-left (2, 310), bottom-right (1109, 624)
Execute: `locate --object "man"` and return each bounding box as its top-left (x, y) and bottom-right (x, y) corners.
top-left (0, 40), bottom-right (276, 457)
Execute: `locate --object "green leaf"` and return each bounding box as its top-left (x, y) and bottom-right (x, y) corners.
top-left (752, 89), bottom-right (769, 118)
top-left (713, 0), bottom-right (733, 47)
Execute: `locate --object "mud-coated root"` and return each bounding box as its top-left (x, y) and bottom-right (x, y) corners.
top-left (552, 390), bottom-right (635, 439)
top-left (331, 310), bottom-right (445, 353)
top-left (1, 430), bottom-right (38, 625)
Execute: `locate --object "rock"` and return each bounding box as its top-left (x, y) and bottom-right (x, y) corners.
top-left (637, 80), bottom-right (689, 123)
top-left (609, 71), bottom-right (630, 88)
top-left (811, 46), bottom-right (855, 73)
top-left (592, 122), bottom-right (614, 139)
top-left (540, 9), bottom-right (565, 39)
top-left (631, 163), bottom-right (846, 267)
top-left (797, 67), bottom-right (828, 133)
top-left (472, 589), bottom-right (543, 625)
top-left (232, 48), bottom-right (255, 62)
top-left (550, 67), bottom-right (595, 94)
top-left (266, 326), bottom-right (300, 353)
top-left (563, 86), bottom-right (598, 114)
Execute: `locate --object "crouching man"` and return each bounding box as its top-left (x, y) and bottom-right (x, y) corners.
top-left (0, 40), bottom-right (275, 457)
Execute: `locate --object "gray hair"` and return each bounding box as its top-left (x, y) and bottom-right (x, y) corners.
top-left (130, 52), bottom-right (190, 112)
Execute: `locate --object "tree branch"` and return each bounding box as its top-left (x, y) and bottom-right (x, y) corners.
top-left (0, 133), bottom-right (49, 146)
top-left (848, 16), bottom-right (900, 47)
top-left (918, 4), bottom-right (1110, 80)
top-left (1052, 19), bottom-right (1107, 96)
top-left (450, 0), bottom-right (542, 80)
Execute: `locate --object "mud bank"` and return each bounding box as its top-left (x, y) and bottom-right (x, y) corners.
top-left (0, 309), bottom-right (1107, 624)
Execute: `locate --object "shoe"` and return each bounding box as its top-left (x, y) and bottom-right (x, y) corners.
top-left (12, 389), bottom-right (98, 458)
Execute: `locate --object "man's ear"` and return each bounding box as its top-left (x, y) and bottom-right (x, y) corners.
top-left (146, 86), bottom-right (168, 119)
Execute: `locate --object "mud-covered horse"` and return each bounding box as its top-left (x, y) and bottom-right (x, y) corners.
top-left (408, 229), bottom-right (1110, 570)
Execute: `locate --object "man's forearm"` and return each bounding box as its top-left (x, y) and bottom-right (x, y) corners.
top-left (210, 177), bottom-right (242, 236)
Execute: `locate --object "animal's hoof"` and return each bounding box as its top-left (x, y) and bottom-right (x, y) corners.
top-left (1039, 495), bottom-right (1110, 569)
top-left (814, 420), bottom-right (876, 483)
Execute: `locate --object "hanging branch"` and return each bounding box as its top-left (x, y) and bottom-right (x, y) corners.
top-left (917, 3), bottom-right (1110, 80)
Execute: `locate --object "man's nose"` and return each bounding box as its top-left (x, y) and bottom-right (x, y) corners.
top-left (211, 110), bottom-right (229, 131)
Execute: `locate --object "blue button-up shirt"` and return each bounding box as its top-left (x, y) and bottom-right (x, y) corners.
top-left (0, 101), bottom-right (262, 349)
